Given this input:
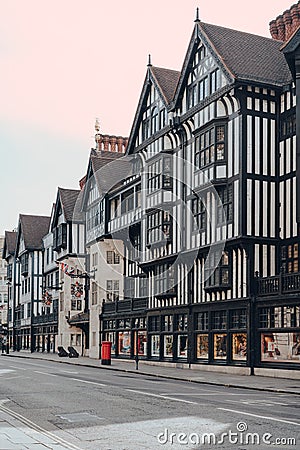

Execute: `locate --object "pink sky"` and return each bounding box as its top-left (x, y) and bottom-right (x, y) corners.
top-left (0, 0), bottom-right (294, 234)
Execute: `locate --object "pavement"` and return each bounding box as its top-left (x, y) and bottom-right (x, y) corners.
top-left (0, 401), bottom-right (78, 450)
top-left (2, 351), bottom-right (300, 396)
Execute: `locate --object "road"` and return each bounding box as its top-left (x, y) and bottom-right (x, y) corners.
top-left (0, 357), bottom-right (298, 449)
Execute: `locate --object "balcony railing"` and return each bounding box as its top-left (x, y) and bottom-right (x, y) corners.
top-left (257, 271), bottom-right (300, 296)
top-left (32, 312), bottom-right (58, 325)
top-left (102, 298), bottom-right (148, 315)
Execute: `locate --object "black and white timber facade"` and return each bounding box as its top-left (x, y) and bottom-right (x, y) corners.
top-left (94, 16), bottom-right (300, 372)
top-left (3, 3), bottom-right (300, 374)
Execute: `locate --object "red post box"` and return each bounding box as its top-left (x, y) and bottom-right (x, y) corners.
top-left (101, 341), bottom-right (112, 365)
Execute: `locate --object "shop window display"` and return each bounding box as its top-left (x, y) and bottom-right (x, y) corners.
top-left (177, 334), bottom-right (188, 358)
top-left (134, 331), bottom-right (147, 356)
top-left (164, 335), bottom-right (173, 357)
top-left (214, 333), bottom-right (227, 360)
top-left (151, 335), bottom-right (160, 356)
top-left (261, 333), bottom-right (300, 363)
top-left (118, 331), bottom-right (131, 355)
top-left (196, 334), bottom-right (209, 359)
top-left (232, 333), bottom-right (247, 361)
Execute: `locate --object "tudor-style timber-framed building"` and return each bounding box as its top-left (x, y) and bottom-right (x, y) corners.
top-left (12, 215), bottom-right (51, 352)
top-left (3, 231), bottom-right (18, 351)
top-left (89, 4), bottom-right (300, 373)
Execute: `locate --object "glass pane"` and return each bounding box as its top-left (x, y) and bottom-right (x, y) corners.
top-left (196, 334), bottom-right (209, 359)
top-left (261, 333), bottom-right (300, 363)
top-left (177, 335), bottom-right (188, 358)
top-left (232, 333), bottom-right (247, 361)
top-left (163, 335), bottom-right (173, 357)
top-left (151, 335), bottom-right (160, 356)
top-left (214, 333), bottom-right (227, 359)
top-left (134, 331), bottom-right (147, 356)
top-left (118, 331), bottom-right (131, 356)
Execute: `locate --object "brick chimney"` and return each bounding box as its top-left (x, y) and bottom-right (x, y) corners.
top-left (270, 1), bottom-right (300, 42)
top-left (94, 119), bottom-right (128, 153)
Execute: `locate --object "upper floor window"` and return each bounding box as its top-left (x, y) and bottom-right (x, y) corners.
top-left (196, 312), bottom-right (209, 331)
top-left (280, 112), bottom-right (296, 140)
top-left (154, 264), bottom-right (176, 296)
top-left (142, 118), bottom-right (151, 140)
top-left (192, 197), bottom-right (206, 231)
top-left (7, 264), bottom-right (13, 280)
top-left (91, 282), bottom-right (98, 306)
top-left (195, 125), bottom-right (226, 169)
top-left (212, 310), bottom-right (227, 330)
top-left (87, 202), bottom-right (104, 231)
top-left (210, 69), bottom-right (221, 95)
top-left (148, 157), bottom-right (172, 193)
top-left (216, 185), bottom-right (233, 225)
top-left (139, 277), bottom-right (148, 298)
top-left (53, 223), bottom-right (67, 251)
top-left (92, 252), bottom-right (98, 267)
top-left (121, 188), bottom-right (134, 213)
top-left (147, 210), bottom-right (172, 245)
top-left (124, 277), bottom-right (135, 298)
top-left (20, 253), bottom-right (29, 275)
top-left (281, 243), bottom-right (299, 273)
top-left (106, 280), bottom-right (119, 302)
top-left (107, 251), bottom-right (120, 265)
top-left (204, 250), bottom-right (230, 289)
top-left (151, 107), bottom-right (159, 134)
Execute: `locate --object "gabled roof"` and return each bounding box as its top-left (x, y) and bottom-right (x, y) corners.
top-left (51, 188), bottom-right (84, 229)
top-left (91, 155), bottom-right (132, 194)
top-left (198, 22), bottom-right (292, 86)
top-left (58, 188), bottom-right (81, 222)
top-left (81, 151), bottom-right (131, 209)
top-left (126, 65), bottom-right (181, 154)
top-left (150, 66), bottom-right (180, 104)
top-left (19, 215), bottom-right (51, 251)
top-left (2, 231), bottom-right (17, 259)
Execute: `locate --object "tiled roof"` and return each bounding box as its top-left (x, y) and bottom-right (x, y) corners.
top-left (91, 155), bottom-right (132, 194)
top-left (200, 22), bottom-right (292, 86)
top-left (20, 215), bottom-right (51, 250)
top-left (151, 66), bottom-right (181, 103)
top-left (4, 231), bottom-right (17, 256)
top-left (58, 188), bottom-right (81, 222)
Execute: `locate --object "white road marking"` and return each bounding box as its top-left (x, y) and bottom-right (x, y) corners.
top-left (8, 365), bottom-right (27, 370)
top-left (225, 399), bottom-right (289, 407)
top-left (0, 369), bottom-right (15, 375)
top-left (60, 370), bottom-right (78, 374)
top-left (34, 371), bottom-right (58, 377)
top-left (161, 392), bottom-right (238, 396)
top-left (126, 389), bottom-right (198, 405)
top-left (10, 361), bottom-right (47, 367)
top-left (218, 408), bottom-right (300, 426)
top-left (70, 378), bottom-right (107, 387)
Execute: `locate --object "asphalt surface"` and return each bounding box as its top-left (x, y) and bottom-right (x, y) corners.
top-left (0, 357), bottom-right (299, 449)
